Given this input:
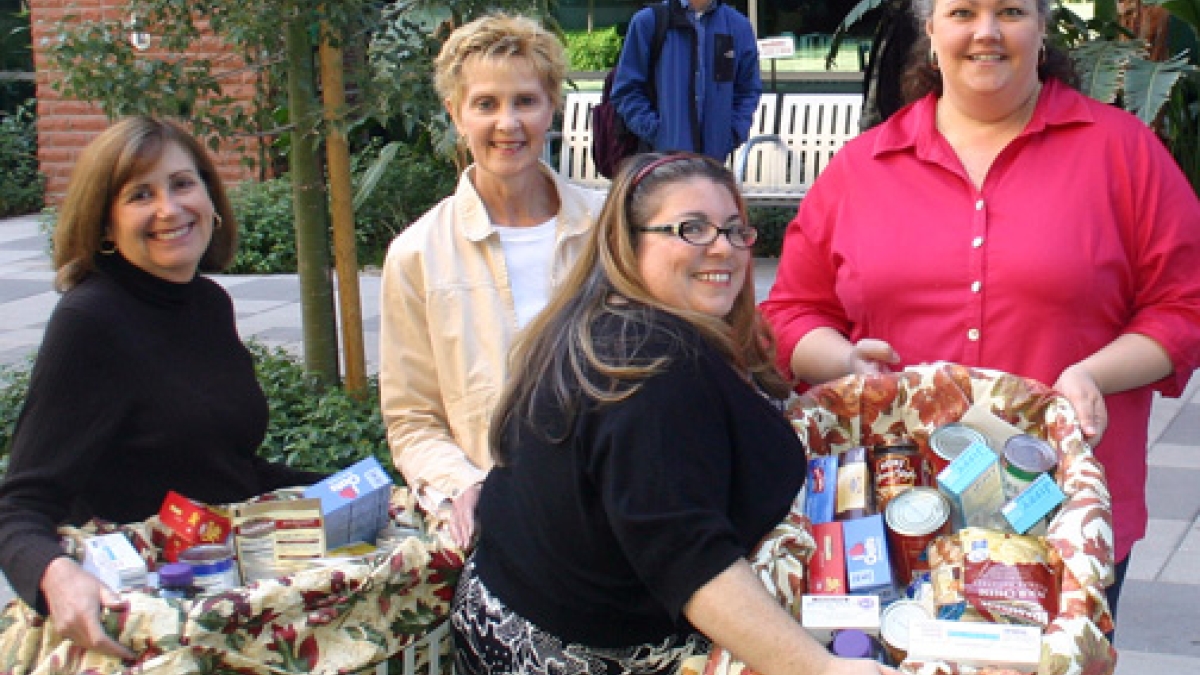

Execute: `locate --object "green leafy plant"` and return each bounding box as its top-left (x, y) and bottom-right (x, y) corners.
top-left (749, 206), bottom-right (795, 258)
top-left (563, 27), bottom-right (623, 71)
top-left (0, 100), bottom-right (44, 217)
top-left (227, 176), bottom-right (299, 274)
top-left (352, 139), bottom-right (457, 267)
top-left (0, 355), bottom-right (35, 473)
top-left (249, 342), bottom-right (393, 479)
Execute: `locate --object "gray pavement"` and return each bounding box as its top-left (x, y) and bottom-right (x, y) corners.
top-left (1, 213), bottom-right (1198, 673)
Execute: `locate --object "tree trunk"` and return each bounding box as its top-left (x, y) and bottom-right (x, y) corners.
top-left (285, 14), bottom-right (340, 384)
top-left (319, 17), bottom-right (367, 397)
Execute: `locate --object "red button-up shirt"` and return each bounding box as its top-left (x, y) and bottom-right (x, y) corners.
top-left (762, 79), bottom-right (1200, 560)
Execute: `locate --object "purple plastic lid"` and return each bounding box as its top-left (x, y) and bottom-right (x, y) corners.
top-left (158, 562), bottom-right (194, 587)
top-left (831, 629), bottom-right (874, 659)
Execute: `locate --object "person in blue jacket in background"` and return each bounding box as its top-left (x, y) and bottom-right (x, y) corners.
top-left (611, 0), bottom-right (762, 162)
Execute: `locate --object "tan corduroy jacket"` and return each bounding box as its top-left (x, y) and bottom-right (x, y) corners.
top-left (379, 162), bottom-right (604, 501)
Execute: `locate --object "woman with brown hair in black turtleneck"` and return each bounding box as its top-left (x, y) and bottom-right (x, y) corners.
top-left (0, 117), bottom-right (324, 659)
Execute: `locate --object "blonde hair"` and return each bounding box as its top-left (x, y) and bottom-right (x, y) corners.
top-left (489, 153), bottom-right (789, 462)
top-left (53, 116), bottom-right (237, 291)
top-left (433, 13), bottom-right (567, 115)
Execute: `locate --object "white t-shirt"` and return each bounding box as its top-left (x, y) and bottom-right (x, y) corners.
top-left (494, 217), bottom-right (558, 329)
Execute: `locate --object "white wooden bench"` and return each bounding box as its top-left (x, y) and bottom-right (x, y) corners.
top-left (733, 93), bottom-right (862, 207)
top-left (548, 90), bottom-right (862, 207)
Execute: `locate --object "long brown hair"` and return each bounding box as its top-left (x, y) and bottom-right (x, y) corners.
top-left (488, 153), bottom-right (789, 464)
top-left (52, 116), bottom-right (237, 291)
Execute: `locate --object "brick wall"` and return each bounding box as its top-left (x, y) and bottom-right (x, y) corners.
top-left (30, 0), bottom-right (262, 204)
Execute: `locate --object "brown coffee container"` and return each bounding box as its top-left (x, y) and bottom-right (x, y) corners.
top-left (871, 440), bottom-right (925, 514)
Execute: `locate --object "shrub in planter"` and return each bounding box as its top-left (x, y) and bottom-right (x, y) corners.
top-left (0, 100), bottom-right (45, 217)
top-left (228, 176), bottom-right (298, 275)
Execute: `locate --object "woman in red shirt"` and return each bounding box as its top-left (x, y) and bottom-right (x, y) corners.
top-left (761, 0), bottom-right (1200, 622)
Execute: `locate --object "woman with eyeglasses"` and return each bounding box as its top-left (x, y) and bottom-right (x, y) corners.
top-left (451, 153), bottom-right (895, 675)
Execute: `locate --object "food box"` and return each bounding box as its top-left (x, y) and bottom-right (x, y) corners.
top-left (158, 490), bottom-right (233, 562)
top-left (808, 521), bottom-right (847, 594)
top-left (804, 455), bottom-right (838, 525)
top-left (937, 440), bottom-right (1006, 530)
top-left (82, 533), bottom-right (147, 591)
top-left (303, 457), bottom-right (394, 550)
top-left (841, 515), bottom-right (894, 597)
top-left (906, 618), bottom-right (1041, 672)
top-left (801, 594), bottom-right (881, 643)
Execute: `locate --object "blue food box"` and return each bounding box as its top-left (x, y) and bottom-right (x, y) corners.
top-left (1002, 472), bottom-right (1066, 535)
top-left (937, 440), bottom-right (1006, 530)
top-left (804, 455), bottom-right (839, 525)
top-left (303, 457), bottom-right (394, 550)
top-left (841, 515), bottom-right (895, 597)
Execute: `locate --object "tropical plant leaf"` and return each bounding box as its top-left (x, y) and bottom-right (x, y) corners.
top-left (1071, 39), bottom-right (1143, 103)
top-left (353, 140), bottom-right (401, 211)
top-left (1157, 0), bottom-right (1200, 37)
top-left (828, 0), bottom-right (887, 67)
top-left (1124, 51), bottom-right (1196, 123)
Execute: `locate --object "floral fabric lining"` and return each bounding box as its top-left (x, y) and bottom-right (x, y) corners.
top-left (0, 487), bottom-right (462, 675)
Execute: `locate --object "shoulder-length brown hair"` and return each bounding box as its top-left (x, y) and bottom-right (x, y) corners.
top-left (53, 116), bottom-right (237, 291)
top-left (488, 153), bottom-right (789, 463)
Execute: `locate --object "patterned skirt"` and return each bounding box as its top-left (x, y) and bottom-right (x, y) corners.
top-left (451, 560), bottom-right (709, 675)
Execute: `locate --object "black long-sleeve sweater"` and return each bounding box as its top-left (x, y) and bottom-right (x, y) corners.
top-left (474, 309), bottom-right (808, 648)
top-left (0, 253), bottom-right (322, 612)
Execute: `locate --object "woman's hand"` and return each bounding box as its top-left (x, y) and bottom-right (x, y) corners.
top-left (41, 556), bottom-right (135, 660)
top-left (449, 482), bottom-right (483, 549)
top-left (1054, 363), bottom-right (1108, 446)
top-left (847, 339), bottom-right (901, 376)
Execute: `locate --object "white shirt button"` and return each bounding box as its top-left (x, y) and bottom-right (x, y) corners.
top-left (975, 199), bottom-right (985, 211)
top-left (972, 236), bottom-right (984, 248)
top-left (968, 328), bottom-right (980, 341)
top-left (971, 281), bottom-right (981, 292)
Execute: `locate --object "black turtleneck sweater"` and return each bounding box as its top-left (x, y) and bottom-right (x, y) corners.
top-left (0, 253), bottom-right (323, 612)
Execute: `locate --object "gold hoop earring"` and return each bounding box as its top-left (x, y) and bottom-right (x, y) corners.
top-left (100, 239), bottom-right (117, 255)
top-left (929, 47), bottom-right (939, 70)
top-left (213, 212), bottom-right (224, 230)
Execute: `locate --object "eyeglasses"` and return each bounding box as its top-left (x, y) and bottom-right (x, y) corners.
top-left (634, 218), bottom-right (759, 249)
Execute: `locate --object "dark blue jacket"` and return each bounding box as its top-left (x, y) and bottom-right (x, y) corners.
top-left (611, 0), bottom-right (762, 161)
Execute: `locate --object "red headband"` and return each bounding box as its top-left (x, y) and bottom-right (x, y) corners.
top-left (630, 153), bottom-right (695, 189)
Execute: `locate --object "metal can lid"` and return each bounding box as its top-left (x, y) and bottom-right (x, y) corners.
top-left (178, 543), bottom-right (234, 564)
top-left (884, 487), bottom-right (950, 536)
top-left (1003, 434), bottom-right (1058, 475)
top-left (880, 600), bottom-right (933, 649)
top-left (929, 423), bottom-right (988, 460)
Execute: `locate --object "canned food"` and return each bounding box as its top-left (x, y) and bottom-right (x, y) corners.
top-left (835, 446), bottom-right (873, 520)
top-left (871, 441), bottom-right (925, 514)
top-left (178, 543), bottom-right (240, 594)
top-left (1001, 434), bottom-right (1058, 499)
top-left (929, 423), bottom-right (990, 471)
top-left (879, 599), bottom-right (933, 665)
top-left (884, 487), bottom-right (951, 585)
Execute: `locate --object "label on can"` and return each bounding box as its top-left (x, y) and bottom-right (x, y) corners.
top-left (884, 487), bottom-right (950, 585)
top-left (871, 442), bottom-right (923, 514)
top-left (835, 446), bottom-right (872, 520)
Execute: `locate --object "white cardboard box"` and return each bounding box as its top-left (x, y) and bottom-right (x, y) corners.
top-left (906, 618), bottom-right (1041, 672)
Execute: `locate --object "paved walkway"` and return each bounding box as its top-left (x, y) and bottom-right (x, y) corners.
top-left (1, 214), bottom-right (1198, 672)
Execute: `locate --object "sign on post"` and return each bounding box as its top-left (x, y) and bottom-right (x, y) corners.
top-left (757, 35), bottom-right (796, 60)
